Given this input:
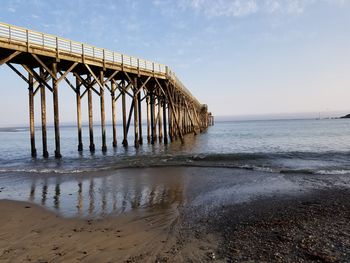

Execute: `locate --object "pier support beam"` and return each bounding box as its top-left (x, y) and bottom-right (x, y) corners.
top-left (158, 99), bottom-right (163, 142)
top-left (76, 77), bottom-right (83, 151)
top-left (100, 71), bottom-right (107, 152)
top-left (133, 78), bottom-right (139, 148)
top-left (122, 81), bottom-right (128, 147)
top-left (146, 96), bottom-right (151, 143)
top-left (163, 98), bottom-right (168, 144)
top-left (150, 92), bottom-right (155, 145)
top-left (52, 62), bottom-right (61, 158)
top-left (28, 73), bottom-right (37, 158)
top-left (153, 97), bottom-right (157, 141)
top-left (111, 81), bottom-right (117, 147)
top-left (40, 68), bottom-right (48, 158)
top-left (88, 77), bottom-right (95, 152)
top-left (138, 91), bottom-right (143, 145)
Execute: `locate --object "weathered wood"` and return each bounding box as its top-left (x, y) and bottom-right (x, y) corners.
top-left (166, 82), bottom-right (184, 143)
top-left (111, 81), bottom-right (117, 147)
top-left (87, 76), bottom-right (95, 152)
top-left (184, 100), bottom-right (197, 135)
top-left (137, 76), bottom-right (151, 95)
top-left (0, 51), bottom-right (21, 65)
top-left (60, 71), bottom-right (76, 93)
top-left (40, 68), bottom-right (48, 158)
top-left (0, 23), bottom-right (213, 157)
top-left (56, 62), bottom-right (78, 84)
top-left (28, 73), bottom-right (37, 158)
top-left (52, 62), bottom-right (61, 158)
top-left (104, 70), bottom-right (119, 86)
top-left (146, 96), bottom-right (151, 143)
top-left (153, 96), bottom-right (157, 140)
top-left (150, 92), bottom-right (155, 145)
top-left (22, 64), bottom-right (53, 92)
top-left (138, 91), bottom-right (143, 145)
top-left (163, 98), bottom-right (168, 144)
top-left (168, 101), bottom-right (173, 141)
top-left (100, 71), bottom-right (107, 152)
top-left (150, 91), bottom-right (155, 144)
top-left (158, 98), bottom-right (163, 142)
top-left (32, 54), bottom-right (57, 80)
top-left (76, 76), bottom-right (83, 151)
top-left (192, 105), bottom-right (203, 133)
top-left (122, 81), bottom-right (128, 147)
top-left (7, 63), bottom-right (30, 84)
top-left (126, 101), bottom-right (134, 136)
top-left (133, 77), bottom-right (139, 148)
top-left (85, 63), bottom-right (103, 89)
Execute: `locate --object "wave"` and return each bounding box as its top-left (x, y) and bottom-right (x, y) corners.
top-left (1, 152), bottom-right (350, 176)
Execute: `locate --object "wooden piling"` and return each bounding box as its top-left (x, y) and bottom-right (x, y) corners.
top-left (88, 76), bottom-right (95, 152)
top-left (158, 98), bottom-right (163, 142)
top-left (137, 91), bottom-right (143, 145)
top-left (76, 76), bottom-right (83, 151)
top-left (28, 73), bottom-right (37, 158)
top-left (100, 71), bottom-right (107, 152)
top-left (39, 68), bottom-right (48, 158)
top-left (133, 78), bottom-right (139, 148)
top-left (146, 96), bottom-right (151, 143)
top-left (0, 23), bottom-right (213, 157)
top-left (163, 98), bottom-right (168, 144)
top-left (111, 81), bottom-right (117, 147)
top-left (153, 96), bottom-right (157, 141)
top-left (52, 62), bottom-right (61, 158)
top-left (122, 81), bottom-right (128, 147)
top-left (150, 92), bottom-right (155, 145)
top-left (168, 95), bottom-right (173, 141)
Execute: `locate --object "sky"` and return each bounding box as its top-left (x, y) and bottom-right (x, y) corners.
top-left (0, 0), bottom-right (350, 126)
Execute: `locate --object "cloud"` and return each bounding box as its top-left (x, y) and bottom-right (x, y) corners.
top-left (153, 0), bottom-right (347, 18)
top-left (179, 0), bottom-right (258, 17)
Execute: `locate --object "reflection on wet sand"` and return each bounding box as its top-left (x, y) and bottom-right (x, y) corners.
top-left (25, 169), bottom-right (185, 217)
top-left (42, 179), bottom-right (48, 206)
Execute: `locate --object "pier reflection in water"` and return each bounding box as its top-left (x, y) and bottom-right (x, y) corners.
top-left (1, 168), bottom-right (185, 218)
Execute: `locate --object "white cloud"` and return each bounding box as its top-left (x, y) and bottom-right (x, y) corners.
top-left (179, 0), bottom-right (258, 17)
top-left (153, 0), bottom-right (348, 18)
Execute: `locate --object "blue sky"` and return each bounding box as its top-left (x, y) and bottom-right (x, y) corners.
top-left (0, 0), bottom-right (350, 125)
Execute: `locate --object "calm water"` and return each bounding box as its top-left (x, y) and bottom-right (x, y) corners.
top-left (1, 119), bottom-right (350, 174)
top-left (1, 119), bottom-right (350, 217)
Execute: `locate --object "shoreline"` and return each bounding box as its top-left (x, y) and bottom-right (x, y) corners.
top-left (1, 187), bottom-right (350, 262)
top-left (0, 166), bottom-right (350, 262)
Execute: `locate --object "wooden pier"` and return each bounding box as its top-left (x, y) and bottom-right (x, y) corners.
top-left (0, 22), bottom-right (214, 158)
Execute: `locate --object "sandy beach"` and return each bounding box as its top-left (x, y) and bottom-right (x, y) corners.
top-left (1, 167), bottom-right (350, 262)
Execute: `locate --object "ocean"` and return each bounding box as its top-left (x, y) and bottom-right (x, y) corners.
top-left (1, 118), bottom-right (350, 174)
top-left (1, 118), bottom-right (350, 217)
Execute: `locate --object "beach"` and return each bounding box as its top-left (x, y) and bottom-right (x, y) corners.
top-left (1, 166), bottom-right (350, 262)
top-left (1, 1), bottom-right (350, 261)
top-left (1, 120), bottom-right (350, 262)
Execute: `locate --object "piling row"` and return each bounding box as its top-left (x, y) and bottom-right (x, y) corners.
top-left (0, 22), bottom-right (213, 158)
top-left (4, 62), bottom-right (211, 158)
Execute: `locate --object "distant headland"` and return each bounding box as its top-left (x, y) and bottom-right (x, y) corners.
top-left (340, 114), bottom-right (350, 119)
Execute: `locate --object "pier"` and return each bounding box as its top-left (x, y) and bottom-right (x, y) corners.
top-left (0, 22), bottom-right (213, 158)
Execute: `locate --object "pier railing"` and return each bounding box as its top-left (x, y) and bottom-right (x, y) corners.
top-left (0, 22), bottom-right (203, 108)
top-left (0, 22), bottom-right (212, 158)
top-left (0, 22), bottom-right (167, 74)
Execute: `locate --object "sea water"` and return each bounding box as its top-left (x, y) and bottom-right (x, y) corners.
top-left (1, 118), bottom-right (350, 175)
top-left (1, 118), bottom-right (350, 217)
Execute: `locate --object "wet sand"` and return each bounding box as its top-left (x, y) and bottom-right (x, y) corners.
top-left (1, 167), bottom-right (350, 262)
top-left (0, 201), bottom-right (183, 262)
